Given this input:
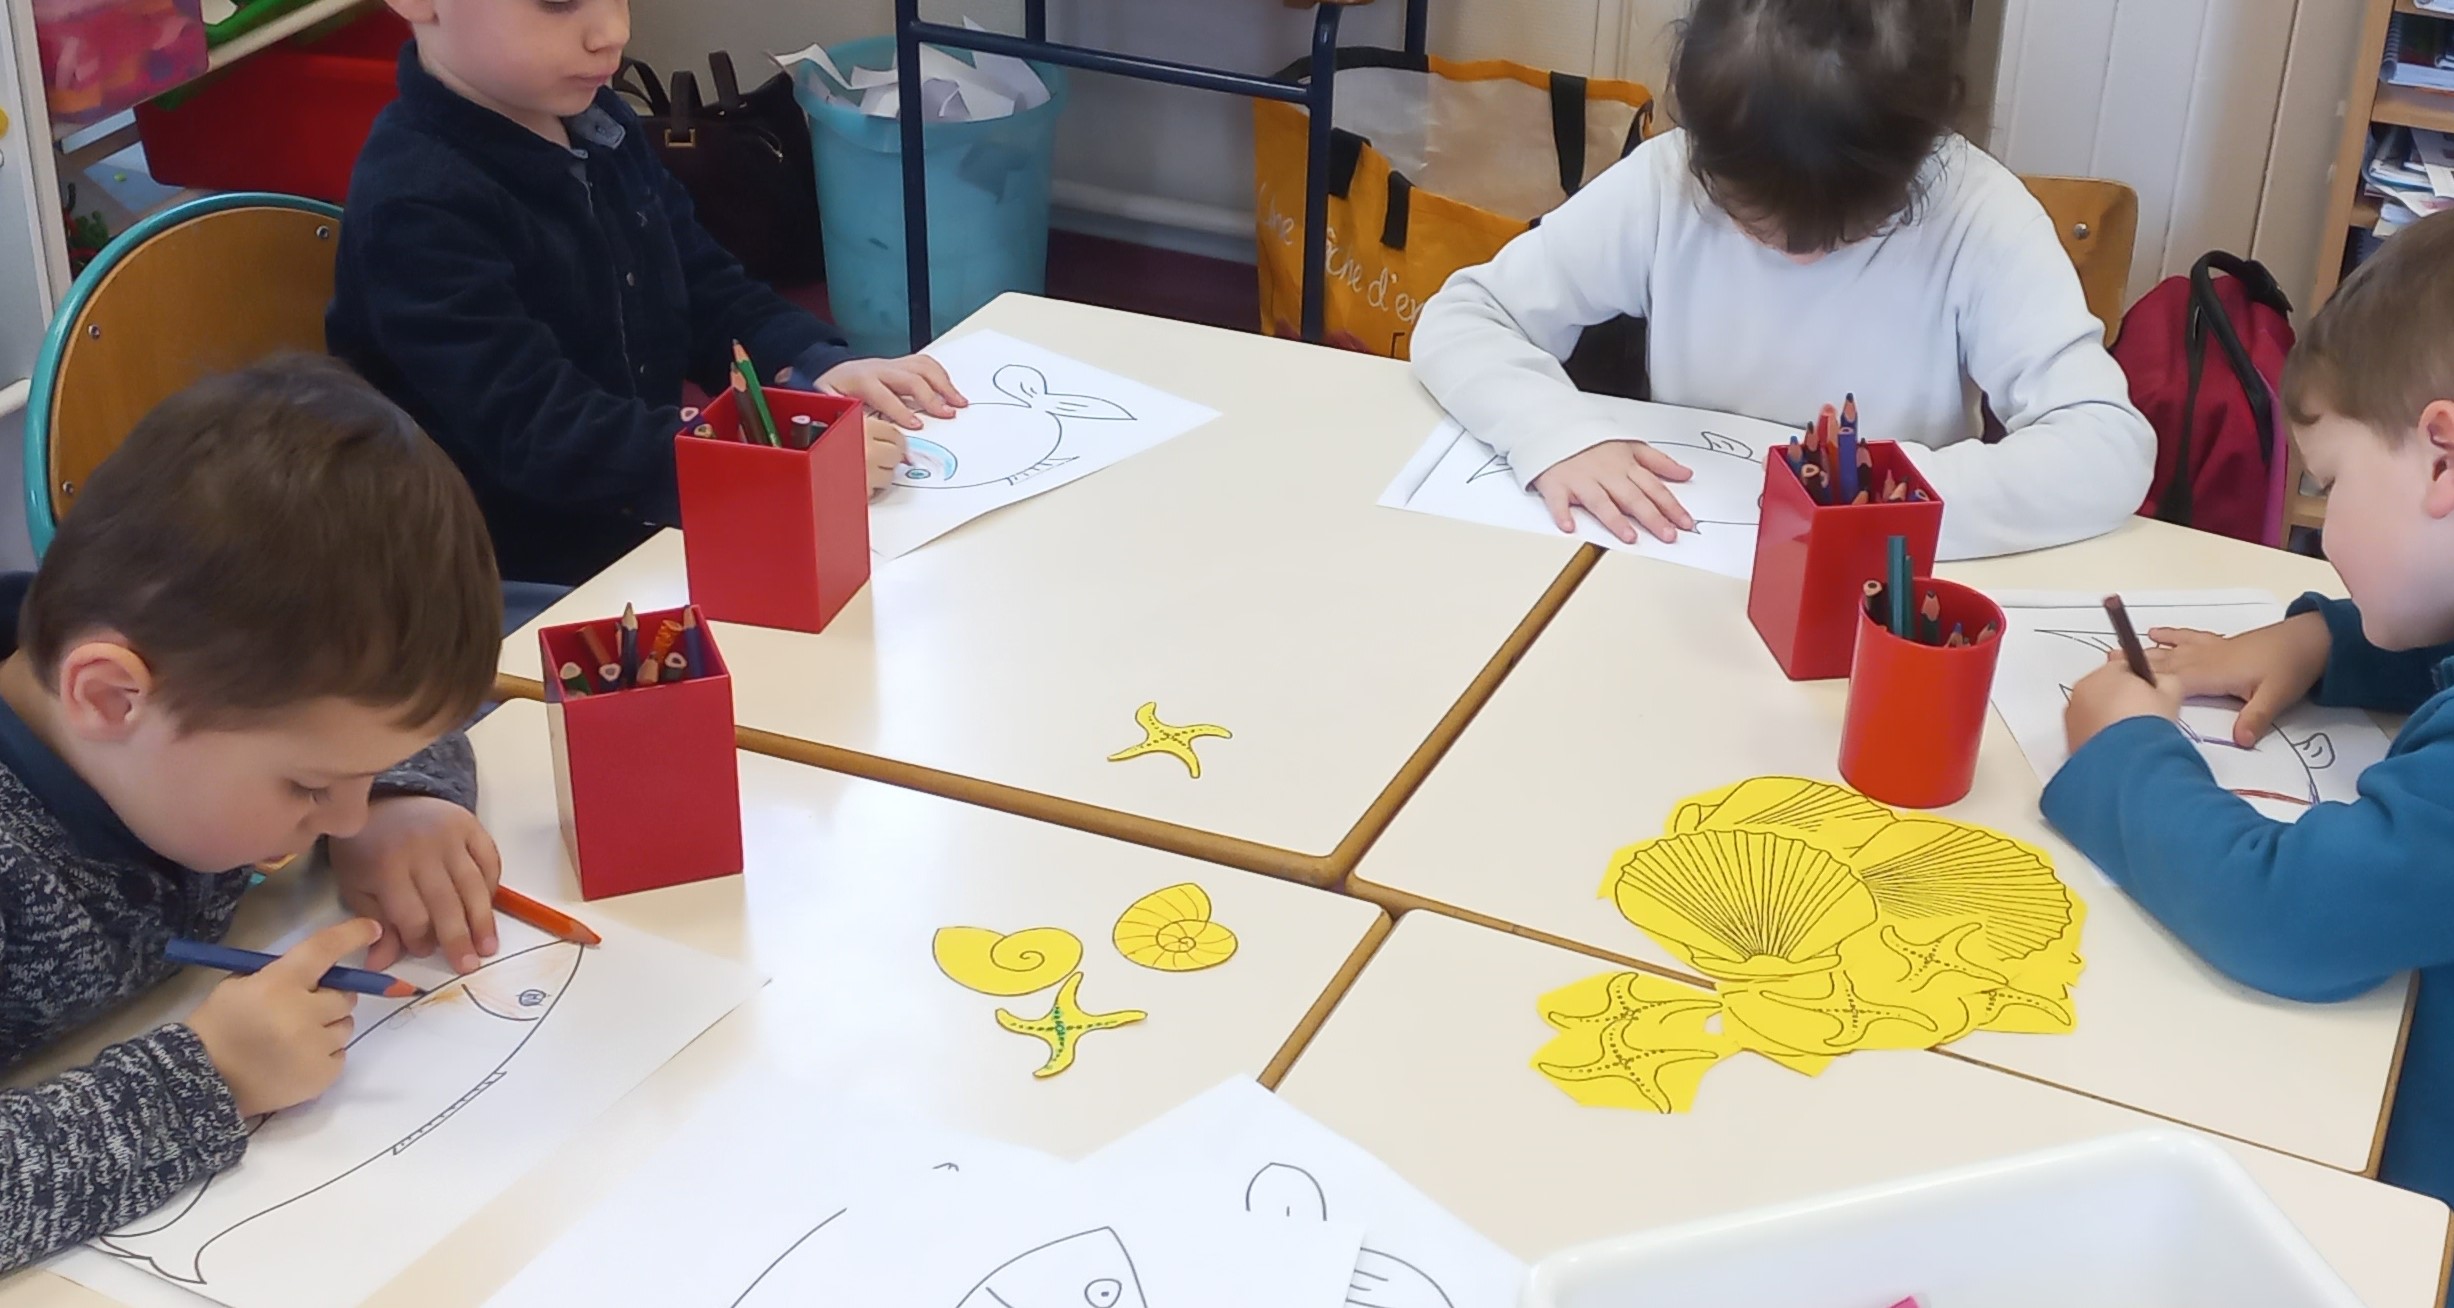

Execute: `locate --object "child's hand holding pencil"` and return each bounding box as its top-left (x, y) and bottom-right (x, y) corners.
top-left (185, 919), bottom-right (383, 1116)
top-left (2062, 597), bottom-right (2184, 754)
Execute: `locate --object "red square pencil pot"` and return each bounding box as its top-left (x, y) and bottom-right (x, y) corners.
top-left (1838, 579), bottom-right (2005, 810)
top-left (674, 388), bottom-right (870, 634)
top-left (1747, 442), bottom-right (1944, 681)
top-left (539, 609), bottom-right (744, 899)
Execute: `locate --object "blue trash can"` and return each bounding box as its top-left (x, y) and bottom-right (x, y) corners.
top-left (794, 36), bottom-right (1070, 357)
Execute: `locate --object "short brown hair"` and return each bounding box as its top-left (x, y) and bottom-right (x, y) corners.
top-left (2282, 210), bottom-right (2454, 443)
top-left (23, 356), bottom-right (501, 730)
top-left (1671, 0), bottom-right (1967, 255)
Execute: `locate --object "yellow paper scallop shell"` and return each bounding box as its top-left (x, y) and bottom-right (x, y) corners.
top-left (1113, 883), bottom-right (1238, 972)
top-left (932, 926), bottom-right (1084, 996)
top-left (1605, 828), bottom-right (1877, 983)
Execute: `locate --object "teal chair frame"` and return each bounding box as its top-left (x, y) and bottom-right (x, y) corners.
top-left (24, 191), bottom-right (343, 558)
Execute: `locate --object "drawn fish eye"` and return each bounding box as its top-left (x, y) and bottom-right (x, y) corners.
top-left (518, 988), bottom-right (547, 1007)
top-left (1084, 1280), bottom-right (1122, 1307)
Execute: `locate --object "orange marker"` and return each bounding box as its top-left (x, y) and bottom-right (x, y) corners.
top-left (493, 885), bottom-right (602, 947)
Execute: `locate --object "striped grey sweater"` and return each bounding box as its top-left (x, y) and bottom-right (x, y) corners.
top-left (0, 732), bottom-right (476, 1272)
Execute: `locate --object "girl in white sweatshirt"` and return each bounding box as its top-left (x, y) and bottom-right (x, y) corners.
top-left (1411, 0), bottom-right (2153, 560)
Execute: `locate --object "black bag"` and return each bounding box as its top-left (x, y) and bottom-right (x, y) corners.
top-left (617, 53), bottom-right (826, 286)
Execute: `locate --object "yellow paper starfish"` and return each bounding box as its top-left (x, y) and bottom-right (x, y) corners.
top-left (994, 972), bottom-right (1148, 1078)
top-left (1106, 702), bottom-right (1232, 779)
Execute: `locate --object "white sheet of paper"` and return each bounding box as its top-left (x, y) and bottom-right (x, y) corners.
top-left (1380, 399), bottom-right (1796, 580)
top-left (870, 329), bottom-right (1222, 559)
top-left (773, 41), bottom-right (856, 92)
top-left (1986, 589), bottom-right (2396, 823)
top-left (963, 18), bottom-right (1054, 109)
top-left (53, 913), bottom-right (762, 1308)
top-left (1082, 1078), bottom-right (1527, 1308)
top-left (488, 1075), bottom-right (1064, 1307)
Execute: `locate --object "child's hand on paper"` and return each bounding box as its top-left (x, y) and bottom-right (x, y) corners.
top-left (328, 797), bottom-right (501, 974)
top-left (819, 353), bottom-right (969, 429)
top-left (187, 919), bottom-right (378, 1116)
top-left (1528, 441), bottom-right (1696, 545)
top-left (2145, 612), bottom-right (2333, 746)
top-left (2063, 656), bottom-right (2183, 755)
top-left (866, 414), bottom-right (908, 496)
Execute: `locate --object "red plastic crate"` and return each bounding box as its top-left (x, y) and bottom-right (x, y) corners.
top-left (133, 8), bottom-right (408, 203)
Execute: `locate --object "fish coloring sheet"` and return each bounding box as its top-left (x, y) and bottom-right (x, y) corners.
top-left (869, 329), bottom-right (1222, 560)
top-left (1379, 399), bottom-right (1799, 581)
top-left (1988, 589), bottom-right (2395, 823)
top-left (489, 1074), bottom-right (1366, 1308)
top-left (54, 910), bottom-right (762, 1308)
top-left (1081, 1078), bottom-right (1526, 1308)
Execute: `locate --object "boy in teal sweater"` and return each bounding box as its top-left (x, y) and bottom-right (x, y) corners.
top-left (2045, 209), bottom-right (2454, 1228)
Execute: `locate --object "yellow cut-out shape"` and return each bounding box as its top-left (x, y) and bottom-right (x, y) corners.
top-left (1114, 883), bottom-right (1238, 972)
top-left (1685, 776), bottom-right (1898, 850)
top-left (1531, 970), bottom-right (1735, 1113)
top-left (995, 972), bottom-right (1148, 1078)
top-left (1604, 828), bottom-right (1877, 983)
top-left (1107, 702), bottom-right (1232, 779)
top-left (933, 925), bottom-right (1084, 997)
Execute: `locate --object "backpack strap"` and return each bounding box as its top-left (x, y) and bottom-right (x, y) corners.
top-left (2159, 253), bottom-right (2294, 527)
top-left (615, 57), bottom-right (670, 117)
top-left (1550, 73), bottom-right (1588, 198)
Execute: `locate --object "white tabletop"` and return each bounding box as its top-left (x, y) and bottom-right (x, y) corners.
top-left (1349, 517), bottom-right (2409, 1174)
top-left (0, 699), bottom-right (1385, 1307)
top-left (1278, 912), bottom-right (2451, 1308)
top-left (497, 295), bottom-right (1585, 884)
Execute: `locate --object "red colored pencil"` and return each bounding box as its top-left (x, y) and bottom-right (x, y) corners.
top-left (493, 885), bottom-right (603, 947)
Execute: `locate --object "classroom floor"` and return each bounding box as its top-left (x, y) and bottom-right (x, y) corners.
top-left (780, 230), bottom-right (1263, 337)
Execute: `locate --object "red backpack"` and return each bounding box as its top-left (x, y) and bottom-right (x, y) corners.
top-left (2112, 253), bottom-right (2298, 546)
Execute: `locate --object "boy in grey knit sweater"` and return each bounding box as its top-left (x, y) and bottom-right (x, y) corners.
top-left (0, 357), bottom-right (506, 1270)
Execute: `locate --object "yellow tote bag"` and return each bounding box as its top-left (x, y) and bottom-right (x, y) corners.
top-left (1255, 51), bottom-right (1654, 358)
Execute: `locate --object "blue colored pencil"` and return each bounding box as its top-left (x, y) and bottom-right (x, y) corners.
top-left (1837, 394), bottom-right (1860, 502)
top-left (682, 606), bottom-right (707, 678)
top-left (166, 938), bottom-right (422, 998)
top-left (1886, 535), bottom-right (1912, 639)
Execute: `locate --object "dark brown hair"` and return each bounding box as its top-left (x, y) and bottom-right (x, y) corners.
top-left (2282, 210), bottom-right (2454, 444)
top-left (1670, 0), bottom-right (1968, 255)
top-left (23, 355), bottom-right (501, 731)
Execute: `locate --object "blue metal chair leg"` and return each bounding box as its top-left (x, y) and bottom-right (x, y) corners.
top-left (1026, 0), bottom-right (1047, 43)
top-left (897, 0), bottom-right (933, 352)
top-left (1405, 0), bottom-right (1429, 58)
top-left (1299, 3), bottom-right (1343, 344)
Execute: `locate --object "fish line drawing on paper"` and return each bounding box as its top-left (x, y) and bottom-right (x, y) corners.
top-left (953, 1227), bottom-right (1149, 1308)
top-left (1242, 1163), bottom-right (1458, 1308)
top-left (92, 940), bottom-right (584, 1288)
top-left (894, 364), bottom-right (1131, 490)
top-left (2043, 627), bottom-right (2337, 816)
top-left (1468, 430), bottom-right (1766, 530)
top-left (729, 1208), bottom-right (849, 1308)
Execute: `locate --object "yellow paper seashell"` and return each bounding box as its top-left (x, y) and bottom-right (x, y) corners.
top-left (933, 926), bottom-right (1084, 996)
top-left (1847, 819), bottom-right (2073, 961)
top-left (1114, 882), bottom-right (1239, 972)
top-left (1531, 970), bottom-right (1736, 1113)
top-left (1607, 829), bottom-right (1878, 982)
top-left (1683, 776), bottom-right (1899, 850)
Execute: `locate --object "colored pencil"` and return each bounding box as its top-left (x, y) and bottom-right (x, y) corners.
top-left (578, 625), bottom-right (620, 692)
top-left (1785, 434), bottom-right (1805, 474)
top-left (1836, 393), bottom-right (1860, 501)
top-left (166, 938), bottom-right (421, 998)
top-left (1817, 404), bottom-right (1840, 488)
top-left (679, 406), bottom-right (701, 424)
top-left (1946, 622), bottom-right (1967, 648)
top-left (1920, 592), bottom-right (1943, 645)
top-left (1800, 462), bottom-right (1828, 505)
top-left (636, 655), bottom-right (661, 686)
top-left (731, 342), bottom-right (782, 447)
top-left (556, 660), bottom-right (592, 699)
top-left (664, 651), bottom-right (691, 683)
top-left (789, 414), bottom-right (819, 451)
top-left (492, 885), bottom-right (603, 948)
top-left (2103, 595), bottom-right (2156, 683)
top-left (618, 605), bottom-right (640, 688)
top-left (647, 618), bottom-right (682, 664)
top-left (693, 423), bottom-right (717, 441)
top-left (682, 606), bottom-right (707, 678)
top-left (1978, 621), bottom-right (1999, 645)
top-left (1886, 536), bottom-right (1912, 639)
top-left (1863, 579), bottom-right (1886, 625)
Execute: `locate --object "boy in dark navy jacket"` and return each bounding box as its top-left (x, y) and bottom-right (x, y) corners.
top-left (330, 0), bottom-right (963, 586)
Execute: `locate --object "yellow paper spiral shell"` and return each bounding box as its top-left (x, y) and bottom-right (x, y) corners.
top-left (932, 926), bottom-right (1084, 996)
top-left (1113, 883), bottom-right (1239, 972)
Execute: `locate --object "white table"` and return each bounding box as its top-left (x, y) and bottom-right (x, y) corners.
top-left (1278, 911), bottom-right (2451, 1308)
top-left (1350, 518), bottom-right (2410, 1174)
top-left (498, 294), bottom-right (1587, 886)
top-left (0, 699), bottom-right (1386, 1307)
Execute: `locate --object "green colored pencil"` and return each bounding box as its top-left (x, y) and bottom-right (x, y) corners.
top-left (730, 342), bottom-right (782, 447)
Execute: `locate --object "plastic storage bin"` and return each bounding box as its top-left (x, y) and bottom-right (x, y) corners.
top-left (34, 0), bottom-right (208, 126)
top-left (1746, 442), bottom-right (1944, 681)
top-left (1520, 1131), bottom-right (2364, 1308)
top-left (133, 7), bottom-right (408, 203)
top-left (673, 387), bottom-right (872, 635)
top-left (794, 36), bottom-right (1068, 356)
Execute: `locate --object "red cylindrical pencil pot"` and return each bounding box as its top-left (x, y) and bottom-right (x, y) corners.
top-left (539, 608), bottom-right (745, 900)
top-left (1838, 579), bottom-right (2005, 810)
top-left (674, 388), bottom-right (871, 634)
top-left (1747, 442), bottom-right (1944, 681)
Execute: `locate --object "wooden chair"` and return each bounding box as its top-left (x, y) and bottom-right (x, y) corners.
top-left (2020, 175), bottom-right (2139, 347)
top-left (23, 192), bottom-right (343, 557)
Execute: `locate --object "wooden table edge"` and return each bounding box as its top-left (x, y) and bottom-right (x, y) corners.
top-left (1261, 910), bottom-right (1396, 1089)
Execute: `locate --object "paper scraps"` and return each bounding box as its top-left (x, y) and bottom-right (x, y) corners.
top-left (1532, 776), bottom-right (2086, 1111)
top-left (935, 925), bottom-right (1086, 996)
top-left (1113, 884), bottom-right (1238, 973)
top-left (997, 973), bottom-right (1149, 1078)
top-left (1108, 702), bottom-right (1232, 779)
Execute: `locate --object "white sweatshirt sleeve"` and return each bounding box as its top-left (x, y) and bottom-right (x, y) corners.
top-left (1409, 143), bottom-right (1668, 489)
top-left (1905, 182), bottom-right (2156, 561)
